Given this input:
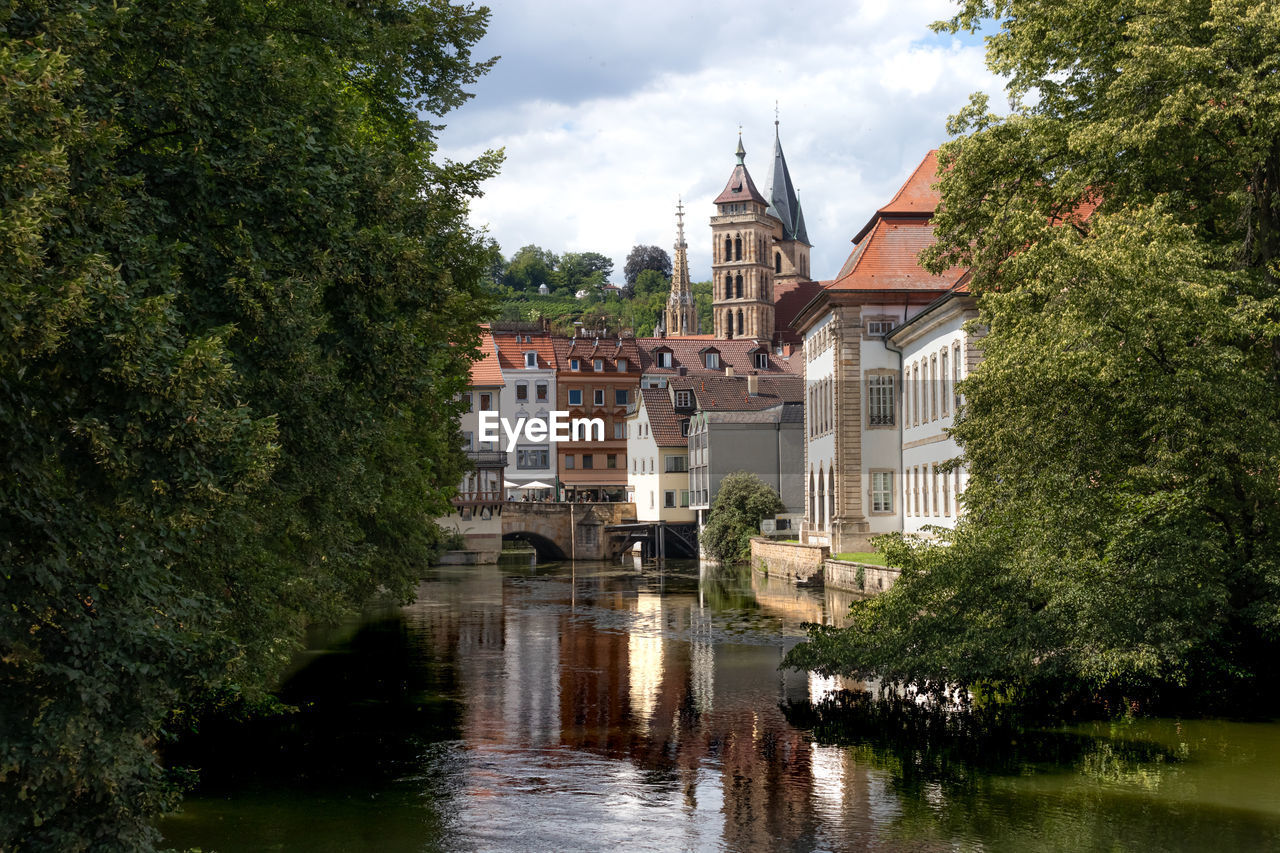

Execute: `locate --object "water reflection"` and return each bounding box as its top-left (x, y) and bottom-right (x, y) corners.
top-left (162, 562), bottom-right (1280, 853)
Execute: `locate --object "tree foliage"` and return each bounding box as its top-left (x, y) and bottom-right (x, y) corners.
top-left (624, 244), bottom-right (672, 289)
top-left (702, 472), bottom-right (785, 564)
top-left (0, 0), bottom-right (497, 848)
top-left (787, 0), bottom-right (1280, 712)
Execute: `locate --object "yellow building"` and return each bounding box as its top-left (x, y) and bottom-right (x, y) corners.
top-left (625, 387), bottom-right (694, 522)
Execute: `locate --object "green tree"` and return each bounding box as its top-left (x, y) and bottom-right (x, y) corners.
top-left (702, 473), bottom-right (786, 564)
top-left (787, 0), bottom-right (1280, 712)
top-left (624, 244), bottom-right (673, 288)
top-left (634, 268), bottom-right (670, 297)
top-left (505, 244), bottom-right (558, 292)
top-left (556, 250), bottom-right (614, 293)
top-left (0, 0), bottom-right (497, 848)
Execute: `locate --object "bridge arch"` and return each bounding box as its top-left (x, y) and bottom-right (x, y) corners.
top-left (502, 531), bottom-right (567, 562)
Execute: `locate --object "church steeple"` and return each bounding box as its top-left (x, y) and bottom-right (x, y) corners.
top-left (711, 132), bottom-right (775, 341)
top-left (765, 119), bottom-right (809, 245)
top-left (664, 199), bottom-right (697, 336)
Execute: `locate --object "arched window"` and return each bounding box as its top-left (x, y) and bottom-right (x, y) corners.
top-left (723, 272), bottom-right (731, 300)
top-left (734, 235), bottom-right (742, 260)
top-left (809, 468), bottom-right (816, 527)
top-left (725, 310), bottom-right (733, 339)
top-left (775, 252), bottom-right (782, 274)
top-left (828, 464), bottom-right (836, 527)
top-left (734, 274), bottom-right (743, 299)
top-left (817, 468), bottom-right (826, 530)
top-left (724, 236), bottom-right (732, 260)
top-left (736, 310), bottom-right (744, 336)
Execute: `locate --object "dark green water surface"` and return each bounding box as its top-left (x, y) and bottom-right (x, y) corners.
top-left (160, 562), bottom-right (1280, 852)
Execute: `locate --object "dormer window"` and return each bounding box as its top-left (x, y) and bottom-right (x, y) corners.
top-left (754, 351), bottom-right (768, 369)
top-left (655, 349), bottom-right (673, 369)
top-left (704, 350), bottom-right (720, 369)
top-left (593, 358), bottom-right (604, 372)
top-left (570, 358), bottom-right (580, 371)
top-left (617, 358), bottom-right (628, 372)
top-left (676, 390), bottom-right (691, 408)
top-left (524, 351), bottom-right (538, 368)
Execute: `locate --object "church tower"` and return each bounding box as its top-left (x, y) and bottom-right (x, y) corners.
top-left (765, 120), bottom-right (811, 284)
top-left (711, 134), bottom-right (775, 340)
top-left (664, 200), bottom-right (698, 336)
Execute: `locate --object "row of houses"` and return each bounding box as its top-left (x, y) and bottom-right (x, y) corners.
top-left (452, 143), bottom-right (982, 557)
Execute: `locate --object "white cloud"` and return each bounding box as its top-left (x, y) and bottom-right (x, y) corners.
top-left (437, 0), bottom-right (1002, 283)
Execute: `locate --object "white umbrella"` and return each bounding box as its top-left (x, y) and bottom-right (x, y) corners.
top-left (503, 480), bottom-right (520, 488)
top-left (520, 480), bottom-right (553, 489)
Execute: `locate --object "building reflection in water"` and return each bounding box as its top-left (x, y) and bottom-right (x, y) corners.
top-left (402, 563), bottom-right (898, 851)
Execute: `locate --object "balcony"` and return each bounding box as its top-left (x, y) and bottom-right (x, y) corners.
top-left (466, 450), bottom-right (508, 469)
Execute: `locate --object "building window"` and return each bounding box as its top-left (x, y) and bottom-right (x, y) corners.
top-left (868, 375), bottom-right (895, 426)
top-left (593, 388), bottom-right (605, 406)
top-left (867, 320), bottom-right (894, 336)
top-left (955, 468), bottom-right (963, 515)
top-left (664, 490), bottom-right (676, 508)
top-left (656, 350), bottom-right (673, 368)
top-left (565, 454), bottom-right (575, 469)
top-left (617, 358), bottom-right (628, 372)
top-left (525, 351), bottom-right (538, 368)
top-left (940, 349), bottom-right (950, 416)
top-left (536, 382), bottom-right (548, 401)
top-left (754, 351), bottom-right (768, 369)
top-left (570, 358), bottom-right (580, 371)
top-left (479, 393), bottom-right (493, 411)
top-left (704, 351), bottom-right (720, 369)
top-left (632, 457), bottom-right (637, 473)
top-left (680, 419), bottom-right (690, 437)
top-left (517, 446), bottom-right (549, 469)
top-left (734, 236), bottom-right (742, 260)
top-left (734, 274), bottom-right (743, 298)
top-left (676, 390), bottom-right (691, 408)
top-left (923, 464), bottom-right (931, 515)
top-left (665, 455), bottom-right (688, 473)
top-left (930, 356), bottom-right (938, 420)
top-left (463, 392), bottom-right (473, 412)
top-left (942, 467), bottom-right (951, 516)
top-left (462, 431), bottom-right (473, 451)
top-left (515, 382), bottom-right (528, 401)
top-left (613, 422), bottom-right (624, 439)
top-left (736, 310), bottom-right (744, 336)
top-left (914, 467), bottom-right (921, 515)
top-left (953, 341), bottom-right (963, 411)
top-left (913, 364), bottom-right (921, 426)
top-left (775, 252), bottom-right (782, 274)
top-left (568, 388), bottom-right (583, 406)
top-left (594, 358), bottom-right (604, 372)
top-left (582, 454), bottom-right (594, 469)
top-left (871, 471), bottom-right (894, 513)
top-left (607, 454), bottom-right (617, 469)
top-left (615, 389), bottom-right (628, 405)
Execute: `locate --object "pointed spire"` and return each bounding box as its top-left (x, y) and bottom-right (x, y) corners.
top-left (735, 130), bottom-right (746, 166)
top-left (715, 130), bottom-right (766, 206)
top-left (765, 119), bottom-right (810, 245)
top-left (666, 198), bottom-right (696, 336)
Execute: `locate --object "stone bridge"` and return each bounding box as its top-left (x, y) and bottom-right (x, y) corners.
top-left (501, 502), bottom-right (637, 561)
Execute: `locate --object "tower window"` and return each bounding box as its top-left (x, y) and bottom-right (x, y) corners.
top-left (734, 236), bottom-right (742, 261)
top-left (735, 274), bottom-right (743, 299)
top-left (724, 273), bottom-right (731, 300)
top-left (736, 310), bottom-right (744, 336)
top-left (775, 252), bottom-right (782, 274)
top-left (724, 236), bottom-right (732, 260)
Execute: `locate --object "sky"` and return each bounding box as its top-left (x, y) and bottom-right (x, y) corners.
top-left (436, 0), bottom-right (1006, 285)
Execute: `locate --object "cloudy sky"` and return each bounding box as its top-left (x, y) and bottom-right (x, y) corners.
top-left (436, 0), bottom-right (1005, 284)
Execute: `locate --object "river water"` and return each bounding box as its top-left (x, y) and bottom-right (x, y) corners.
top-left (160, 561), bottom-right (1280, 852)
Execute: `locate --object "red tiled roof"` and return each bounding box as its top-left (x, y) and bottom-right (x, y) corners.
top-left (713, 163), bottom-right (767, 205)
top-left (875, 149), bottom-right (941, 219)
top-left (670, 374), bottom-right (804, 411)
top-left (773, 279), bottom-right (825, 340)
top-left (828, 216), bottom-right (966, 292)
top-left (491, 330), bottom-right (556, 371)
top-left (469, 326), bottom-right (504, 387)
top-left (551, 336), bottom-right (644, 373)
top-left (636, 337), bottom-right (802, 376)
top-left (640, 387), bottom-right (686, 447)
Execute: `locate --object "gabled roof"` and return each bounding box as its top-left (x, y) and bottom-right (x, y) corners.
top-left (491, 330), bottom-right (556, 371)
top-left (469, 326), bottom-right (504, 387)
top-left (671, 374), bottom-right (804, 411)
top-left (765, 124), bottom-right (810, 245)
top-left (639, 387), bottom-right (686, 447)
top-left (552, 336), bottom-right (643, 373)
top-left (828, 150), bottom-right (966, 293)
top-left (637, 337), bottom-right (802, 376)
top-left (773, 279), bottom-right (825, 339)
top-left (713, 135), bottom-right (768, 206)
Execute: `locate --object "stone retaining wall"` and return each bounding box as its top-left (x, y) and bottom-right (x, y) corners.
top-left (824, 559), bottom-right (901, 594)
top-left (750, 538), bottom-right (829, 584)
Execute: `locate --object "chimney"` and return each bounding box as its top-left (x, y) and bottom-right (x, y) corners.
top-left (747, 371), bottom-right (759, 396)
top-left (677, 366), bottom-right (687, 376)
top-left (725, 366), bottom-right (734, 377)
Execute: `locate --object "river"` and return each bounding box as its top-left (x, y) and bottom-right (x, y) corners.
top-left (160, 561), bottom-right (1280, 852)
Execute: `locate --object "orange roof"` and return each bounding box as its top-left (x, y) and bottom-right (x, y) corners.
top-left (828, 150), bottom-right (966, 294)
top-left (468, 326), bottom-right (504, 387)
top-left (713, 162), bottom-right (767, 206)
top-left (491, 329), bottom-right (556, 371)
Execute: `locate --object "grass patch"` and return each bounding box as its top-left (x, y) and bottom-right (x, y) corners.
top-left (832, 551), bottom-right (887, 565)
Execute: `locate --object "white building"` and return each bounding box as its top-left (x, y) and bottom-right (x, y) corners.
top-left (624, 387), bottom-right (694, 522)
top-left (491, 326), bottom-right (557, 499)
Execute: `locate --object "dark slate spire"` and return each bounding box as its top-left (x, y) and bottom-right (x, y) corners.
top-left (765, 120), bottom-right (810, 245)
